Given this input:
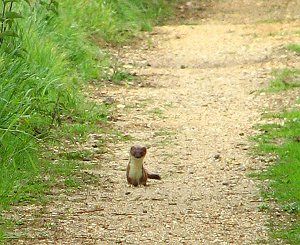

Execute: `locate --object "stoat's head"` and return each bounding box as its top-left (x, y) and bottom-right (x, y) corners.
top-left (130, 145), bottom-right (147, 159)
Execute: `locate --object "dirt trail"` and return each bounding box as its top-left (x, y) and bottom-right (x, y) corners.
top-left (11, 0), bottom-right (300, 244)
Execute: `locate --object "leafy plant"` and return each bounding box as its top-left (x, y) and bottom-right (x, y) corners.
top-left (0, 0), bottom-right (29, 45)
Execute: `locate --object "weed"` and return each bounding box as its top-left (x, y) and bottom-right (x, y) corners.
top-left (60, 150), bottom-right (94, 161)
top-left (149, 107), bottom-right (165, 117)
top-left (268, 68), bottom-right (300, 92)
top-left (154, 129), bottom-right (175, 137)
top-left (258, 203), bottom-right (270, 212)
top-left (271, 221), bottom-right (300, 244)
top-left (64, 178), bottom-right (81, 188)
top-left (154, 128), bottom-right (176, 146)
top-left (110, 71), bottom-right (137, 84)
top-left (286, 44), bottom-right (300, 54)
top-left (256, 19), bottom-right (281, 24)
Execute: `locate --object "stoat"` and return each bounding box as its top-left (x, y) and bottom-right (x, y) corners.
top-left (126, 145), bottom-right (161, 186)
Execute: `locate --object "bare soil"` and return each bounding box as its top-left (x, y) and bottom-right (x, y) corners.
top-left (8, 0), bottom-right (300, 244)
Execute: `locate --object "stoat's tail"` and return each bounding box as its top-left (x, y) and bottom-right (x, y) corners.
top-left (147, 172), bottom-right (161, 180)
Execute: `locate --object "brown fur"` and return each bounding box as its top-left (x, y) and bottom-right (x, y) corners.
top-left (126, 145), bottom-right (161, 186)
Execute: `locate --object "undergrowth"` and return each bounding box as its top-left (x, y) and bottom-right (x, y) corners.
top-left (0, 0), bottom-right (175, 241)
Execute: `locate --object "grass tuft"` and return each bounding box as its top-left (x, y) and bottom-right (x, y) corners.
top-left (286, 43), bottom-right (300, 54)
top-left (268, 68), bottom-right (300, 92)
top-left (254, 108), bottom-right (300, 243)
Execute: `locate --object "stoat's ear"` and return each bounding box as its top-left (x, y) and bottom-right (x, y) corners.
top-left (130, 146), bottom-right (135, 153)
top-left (141, 146), bottom-right (147, 154)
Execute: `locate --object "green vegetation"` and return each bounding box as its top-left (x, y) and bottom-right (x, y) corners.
top-left (266, 43), bottom-right (300, 93)
top-left (268, 68), bottom-right (300, 92)
top-left (149, 107), bottom-right (165, 117)
top-left (287, 43), bottom-right (300, 54)
top-left (0, 0), bottom-right (176, 241)
top-left (254, 43), bottom-right (300, 244)
top-left (254, 109), bottom-right (300, 243)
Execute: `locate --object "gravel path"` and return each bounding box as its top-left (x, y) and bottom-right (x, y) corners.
top-left (10, 0), bottom-right (300, 244)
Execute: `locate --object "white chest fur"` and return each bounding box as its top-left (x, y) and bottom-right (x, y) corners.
top-left (128, 156), bottom-right (144, 180)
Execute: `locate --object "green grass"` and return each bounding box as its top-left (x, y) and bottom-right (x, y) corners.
top-left (287, 44), bottom-right (300, 54)
top-left (254, 108), bottom-right (300, 244)
top-left (110, 70), bottom-right (137, 84)
top-left (0, 0), bottom-right (177, 241)
top-left (149, 107), bottom-right (165, 117)
top-left (270, 220), bottom-right (300, 244)
top-left (268, 68), bottom-right (300, 92)
top-left (253, 40), bottom-right (300, 243)
top-left (55, 0), bottom-right (174, 45)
